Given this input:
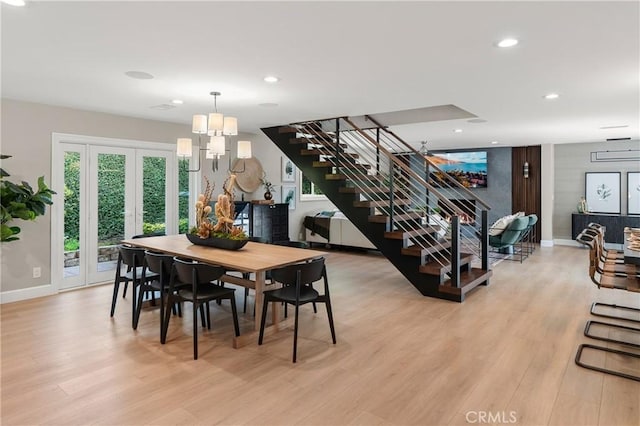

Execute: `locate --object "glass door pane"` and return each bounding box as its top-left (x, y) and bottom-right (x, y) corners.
top-left (142, 155), bottom-right (167, 234)
top-left (136, 149), bottom-right (175, 235)
top-left (60, 145), bottom-right (86, 290)
top-left (89, 146), bottom-right (135, 284)
top-left (64, 151), bottom-right (81, 278)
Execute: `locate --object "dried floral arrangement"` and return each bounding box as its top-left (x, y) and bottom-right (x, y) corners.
top-left (192, 176), bottom-right (248, 240)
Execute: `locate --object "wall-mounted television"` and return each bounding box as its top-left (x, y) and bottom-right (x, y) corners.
top-left (428, 151), bottom-right (488, 188)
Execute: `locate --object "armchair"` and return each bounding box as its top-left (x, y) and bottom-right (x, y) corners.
top-left (489, 216), bottom-right (530, 254)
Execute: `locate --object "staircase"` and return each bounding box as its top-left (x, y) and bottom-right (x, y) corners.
top-left (262, 116), bottom-right (492, 302)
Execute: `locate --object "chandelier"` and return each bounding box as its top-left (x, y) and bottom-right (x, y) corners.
top-left (176, 91), bottom-right (251, 172)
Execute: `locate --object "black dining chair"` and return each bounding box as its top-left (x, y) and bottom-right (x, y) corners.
top-left (136, 251), bottom-right (182, 335)
top-left (110, 245), bottom-right (158, 328)
top-left (241, 239), bottom-right (315, 315)
top-left (258, 257), bottom-right (336, 363)
top-left (114, 232), bottom-right (167, 306)
top-left (161, 258), bottom-right (240, 360)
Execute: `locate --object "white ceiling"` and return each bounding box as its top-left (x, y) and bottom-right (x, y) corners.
top-left (2, 1), bottom-right (639, 150)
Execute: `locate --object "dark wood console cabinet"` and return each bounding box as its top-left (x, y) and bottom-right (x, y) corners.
top-left (571, 213), bottom-right (640, 244)
top-left (249, 203), bottom-right (289, 243)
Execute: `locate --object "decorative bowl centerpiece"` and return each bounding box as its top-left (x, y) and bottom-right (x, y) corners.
top-left (186, 232), bottom-right (248, 250)
top-left (187, 176), bottom-right (248, 250)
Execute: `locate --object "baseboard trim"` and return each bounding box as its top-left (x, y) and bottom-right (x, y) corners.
top-left (554, 239), bottom-right (582, 247)
top-left (1, 284), bottom-right (55, 304)
top-left (540, 240), bottom-right (554, 247)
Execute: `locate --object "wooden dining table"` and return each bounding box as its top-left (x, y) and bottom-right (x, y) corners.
top-left (121, 234), bottom-right (327, 347)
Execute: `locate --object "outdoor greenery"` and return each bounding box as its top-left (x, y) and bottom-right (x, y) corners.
top-left (302, 173), bottom-right (324, 195)
top-left (63, 154), bottom-right (190, 250)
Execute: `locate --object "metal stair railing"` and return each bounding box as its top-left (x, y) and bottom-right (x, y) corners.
top-left (288, 117), bottom-right (491, 274)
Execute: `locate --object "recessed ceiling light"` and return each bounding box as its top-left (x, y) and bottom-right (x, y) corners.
top-left (496, 38), bottom-right (519, 48)
top-left (2, 0), bottom-right (26, 6)
top-left (264, 76), bottom-right (280, 83)
top-left (467, 118), bottom-right (487, 124)
top-left (149, 104), bottom-right (176, 110)
top-left (453, 129), bottom-right (463, 133)
top-left (544, 93), bottom-right (559, 100)
top-left (125, 70), bottom-right (154, 80)
top-left (599, 124), bottom-right (629, 130)
top-left (491, 141), bottom-right (499, 145)
top-left (171, 99), bottom-right (183, 105)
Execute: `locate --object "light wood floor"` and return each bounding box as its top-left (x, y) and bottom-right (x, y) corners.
top-left (2, 245), bottom-right (639, 425)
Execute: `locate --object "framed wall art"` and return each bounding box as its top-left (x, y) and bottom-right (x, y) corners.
top-left (585, 172), bottom-right (620, 214)
top-left (628, 172), bottom-right (640, 215)
top-left (281, 157), bottom-right (295, 182)
top-left (281, 184), bottom-right (296, 210)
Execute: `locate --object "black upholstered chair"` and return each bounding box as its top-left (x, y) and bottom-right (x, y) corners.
top-left (161, 258), bottom-right (240, 360)
top-left (258, 257), bottom-right (336, 363)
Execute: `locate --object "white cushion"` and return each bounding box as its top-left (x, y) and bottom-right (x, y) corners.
top-left (489, 212), bottom-right (525, 236)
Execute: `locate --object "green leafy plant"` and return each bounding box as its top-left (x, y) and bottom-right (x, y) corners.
top-left (1, 154), bottom-right (56, 242)
top-left (260, 172), bottom-right (275, 193)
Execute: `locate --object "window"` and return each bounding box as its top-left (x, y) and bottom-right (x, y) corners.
top-left (300, 171), bottom-right (326, 201)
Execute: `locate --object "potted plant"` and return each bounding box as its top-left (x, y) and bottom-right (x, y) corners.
top-left (260, 173), bottom-right (275, 200)
top-left (1, 154), bottom-right (56, 242)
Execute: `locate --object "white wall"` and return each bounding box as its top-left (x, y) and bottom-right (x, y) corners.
top-left (553, 139), bottom-right (640, 241)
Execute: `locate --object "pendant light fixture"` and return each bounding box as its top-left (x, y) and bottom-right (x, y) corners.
top-left (177, 91), bottom-right (250, 172)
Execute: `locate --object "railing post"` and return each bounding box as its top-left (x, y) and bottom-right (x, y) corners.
top-left (481, 210), bottom-right (489, 270)
top-left (334, 118), bottom-right (341, 175)
top-left (451, 216), bottom-right (460, 288)
top-left (424, 153), bottom-right (429, 214)
top-left (388, 161), bottom-right (395, 232)
top-left (376, 128), bottom-right (381, 175)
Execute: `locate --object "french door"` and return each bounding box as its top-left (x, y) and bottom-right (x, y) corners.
top-left (52, 135), bottom-right (180, 291)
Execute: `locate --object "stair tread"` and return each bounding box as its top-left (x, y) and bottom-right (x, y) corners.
top-left (384, 226), bottom-right (439, 239)
top-left (439, 268), bottom-right (493, 295)
top-left (401, 241), bottom-right (452, 257)
top-left (340, 185), bottom-right (390, 194)
top-left (355, 199), bottom-right (411, 208)
top-left (419, 253), bottom-right (475, 275)
top-left (278, 125), bottom-right (299, 134)
top-left (368, 212), bottom-right (423, 223)
top-left (326, 174), bottom-right (347, 181)
top-left (318, 163), bottom-right (371, 172)
top-left (322, 152), bottom-right (360, 160)
top-left (347, 174), bottom-right (385, 182)
top-left (292, 139), bottom-right (347, 150)
top-left (314, 160), bottom-right (371, 169)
